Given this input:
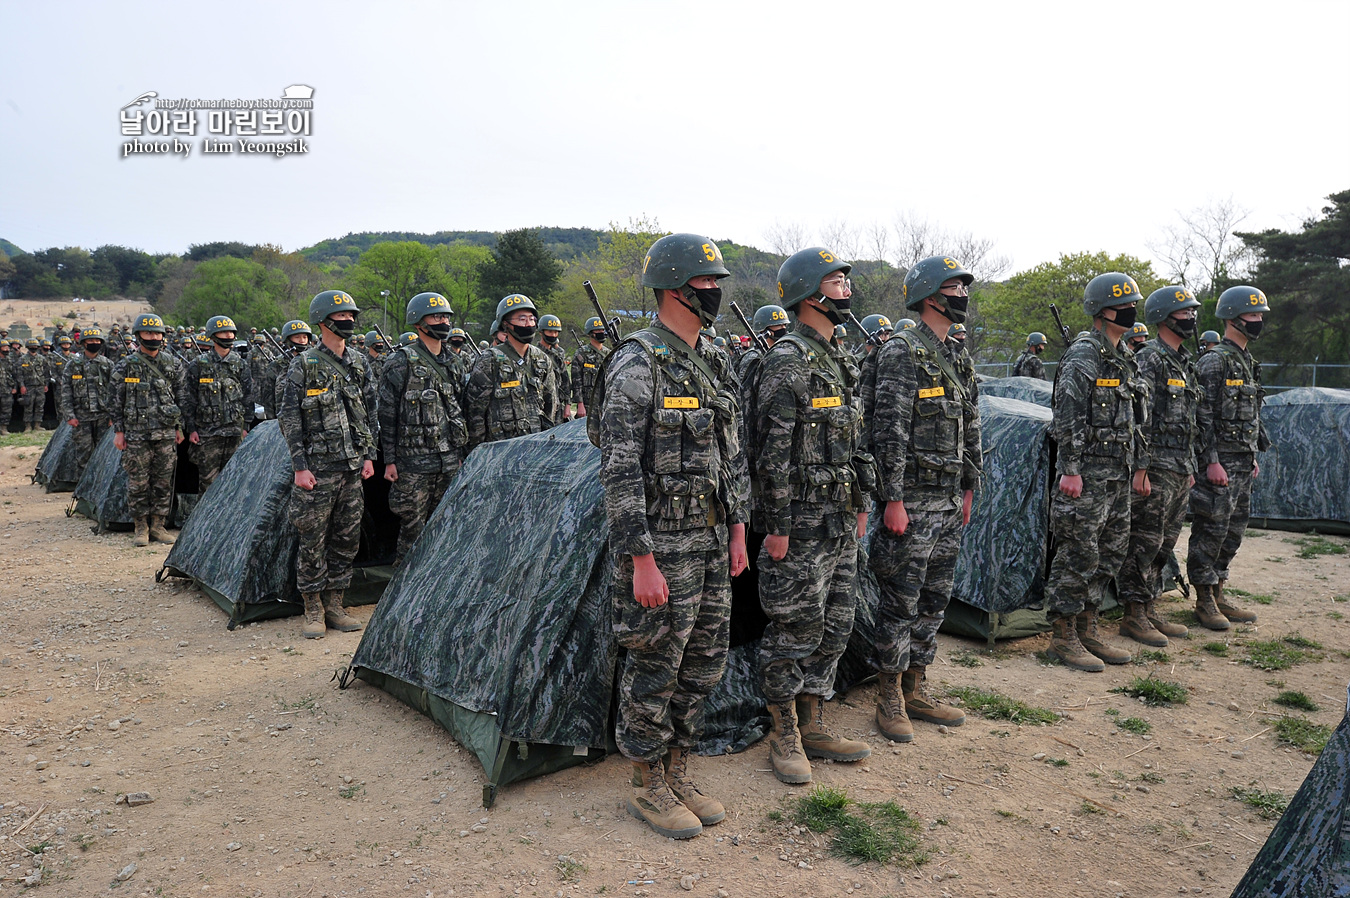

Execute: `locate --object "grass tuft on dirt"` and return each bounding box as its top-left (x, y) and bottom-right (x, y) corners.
top-left (0, 430), bottom-right (54, 450)
top-left (1273, 716), bottom-right (1332, 754)
top-left (1230, 786), bottom-right (1289, 820)
top-left (1284, 534), bottom-right (1348, 559)
top-left (945, 687), bottom-right (1059, 725)
top-left (1111, 676), bottom-right (1188, 706)
top-left (1246, 634), bottom-right (1323, 671)
top-left (1200, 642), bottom-right (1230, 656)
top-left (786, 787), bottom-right (928, 866)
top-left (1271, 691), bottom-right (1319, 712)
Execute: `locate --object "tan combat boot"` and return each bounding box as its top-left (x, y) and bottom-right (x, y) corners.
top-left (132, 516), bottom-right (150, 547)
top-left (901, 666), bottom-right (966, 726)
top-left (1194, 584), bottom-right (1230, 630)
top-left (301, 592), bottom-right (326, 639)
top-left (874, 671), bottom-right (913, 743)
top-left (627, 759), bottom-right (702, 839)
top-left (148, 514), bottom-right (175, 544)
top-left (1215, 581), bottom-right (1257, 623)
top-left (1120, 601), bottom-right (1168, 647)
top-left (797, 693), bottom-right (871, 761)
top-left (1146, 599), bottom-right (1188, 638)
top-left (1049, 616), bottom-right (1105, 672)
top-left (1076, 607), bottom-right (1132, 665)
top-left (663, 748), bottom-right (725, 825)
top-left (321, 591), bottom-right (362, 632)
top-left (765, 701), bottom-right (812, 784)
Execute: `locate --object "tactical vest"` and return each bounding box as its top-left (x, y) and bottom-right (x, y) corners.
top-left (295, 347), bottom-right (371, 465)
top-left (1138, 341), bottom-right (1199, 455)
top-left (65, 354), bottom-right (111, 417)
top-left (17, 355), bottom-right (45, 388)
top-left (481, 345), bottom-right (551, 441)
top-left (1212, 343), bottom-right (1263, 455)
top-left (572, 342), bottom-right (609, 406)
top-left (393, 343), bottom-right (467, 459)
top-left (1011, 350), bottom-right (1035, 378)
top-left (118, 352), bottom-right (181, 437)
top-left (774, 333), bottom-right (861, 510)
top-left (895, 329), bottom-right (969, 492)
top-left (189, 351), bottom-right (248, 430)
top-left (1062, 334), bottom-right (1134, 462)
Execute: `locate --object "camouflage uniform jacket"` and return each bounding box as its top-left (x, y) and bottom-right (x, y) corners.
top-left (1051, 328), bottom-right (1145, 480)
top-left (1194, 338), bottom-right (1270, 469)
top-left (0, 353), bottom-right (13, 398)
top-left (16, 351), bottom-right (46, 393)
top-left (180, 349), bottom-right (252, 438)
top-left (598, 318), bottom-right (749, 558)
top-left (46, 351), bottom-right (69, 386)
top-left (249, 351), bottom-right (275, 408)
top-left (753, 321), bottom-right (877, 538)
top-left (463, 342), bottom-right (558, 447)
top-left (58, 352), bottom-right (113, 422)
top-left (277, 342), bottom-right (376, 474)
top-left (110, 350), bottom-right (184, 441)
top-left (260, 351), bottom-right (299, 420)
top-left (540, 339), bottom-right (571, 420)
top-left (1012, 349), bottom-right (1046, 379)
top-left (570, 341), bottom-right (610, 406)
top-left (1135, 338), bottom-right (1200, 476)
top-left (866, 321), bottom-right (982, 512)
top-left (377, 341), bottom-right (468, 474)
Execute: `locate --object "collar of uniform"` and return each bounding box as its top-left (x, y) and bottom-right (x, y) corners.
top-left (1155, 337), bottom-right (1190, 363)
top-left (792, 320), bottom-right (835, 354)
top-left (650, 318), bottom-right (701, 359)
top-left (917, 319), bottom-right (955, 359)
top-left (1219, 337), bottom-right (1251, 358)
top-left (1089, 327), bottom-right (1121, 358)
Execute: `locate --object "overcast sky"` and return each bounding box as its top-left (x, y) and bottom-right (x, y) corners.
top-left (3, 0), bottom-right (1347, 276)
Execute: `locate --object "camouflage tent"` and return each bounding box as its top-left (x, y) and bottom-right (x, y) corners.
top-left (68, 429), bottom-right (198, 532)
top-left (32, 420), bottom-right (89, 492)
top-left (1251, 387), bottom-right (1350, 535)
top-left (978, 375), bottom-right (1052, 408)
top-left (157, 421), bottom-right (394, 627)
top-left (1232, 688), bottom-right (1350, 897)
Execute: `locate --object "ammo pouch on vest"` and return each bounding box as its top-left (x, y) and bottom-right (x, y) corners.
top-left (646, 473), bottom-right (723, 531)
top-left (400, 355), bottom-right (467, 455)
top-left (489, 353), bottom-right (547, 438)
top-left (196, 367), bottom-right (245, 427)
top-left (1086, 377), bottom-right (1130, 458)
top-left (123, 363), bottom-right (180, 432)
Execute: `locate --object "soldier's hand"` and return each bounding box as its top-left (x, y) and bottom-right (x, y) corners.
top-left (174, 429), bottom-right (185, 445)
top-left (384, 463), bottom-right (398, 482)
top-left (1186, 474), bottom-right (1195, 489)
top-left (632, 553), bottom-right (669, 608)
top-left (576, 402), bottom-right (586, 418)
top-left (1132, 470), bottom-right (1151, 497)
top-left (18, 385), bottom-right (25, 395)
top-left (857, 511), bottom-right (868, 538)
top-left (1058, 474), bottom-right (1083, 497)
top-left (68, 418), bottom-right (79, 427)
top-left (1253, 459), bottom-right (1260, 479)
top-left (189, 431), bottom-right (201, 445)
top-left (961, 490), bottom-right (974, 526)
top-left (729, 523), bottom-right (749, 577)
top-left (1206, 462), bottom-right (1228, 487)
top-left (884, 500), bottom-right (909, 535)
top-left (294, 469), bottom-right (317, 491)
top-left (765, 533), bottom-right (789, 561)
top-left (113, 432), bottom-right (126, 451)
top-left (360, 460), bottom-right (375, 480)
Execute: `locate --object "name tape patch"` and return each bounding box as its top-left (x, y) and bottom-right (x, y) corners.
top-left (811, 396), bottom-right (843, 408)
top-left (1096, 378), bottom-right (1121, 387)
top-left (124, 377), bottom-right (140, 383)
top-left (306, 387), bottom-right (328, 397)
top-left (918, 387), bottom-right (945, 399)
top-left (664, 396), bottom-right (699, 409)
top-left (1167, 378), bottom-right (1186, 387)
top-left (1226, 379), bottom-right (1244, 386)
top-left (499, 380), bottom-right (521, 389)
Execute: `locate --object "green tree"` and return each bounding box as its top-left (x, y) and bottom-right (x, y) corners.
top-left (477, 229), bottom-right (564, 309)
top-left (432, 242), bottom-right (493, 331)
top-left (174, 256), bottom-right (289, 330)
top-left (341, 241), bottom-right (443, 330)
top-left (1236, 189), bottom-right (1350, 377)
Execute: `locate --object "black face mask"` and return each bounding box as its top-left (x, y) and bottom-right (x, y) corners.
top-left (817, 295), bottom-right (851, 327)
top-left (1234, 317), bottom-right (1264, 339)
top-left (326, 318), bottom-right (357, 339)
top-left (591, 332), bottom-right (606, 343)
top-left (1104, 305), bottom-right (1137, 329)
top-left (680, 286), bottom-right (723, 327)
top-left (139, 338), bottom-right (164, 352)
top-left (1166, 316), bottom-right (1197, 338)
top-left (509, 323), bottom-right (536, 344)
top-left (85, 343), bottom-right (103, 354)
top-left (935, 294), bottom-right (969, 324)
top-left (213, 335), bottom-right (233, 349)
top-left (450, 338), bottom-right (465, 349)
top-left (287, 340), bottom-right (307, 355)
top-left (767, 327), bottom-right (787, 343)
top-left (423, 323), bottom-right (452, 341)
top-left (542, 332), bottom-right (559, 345)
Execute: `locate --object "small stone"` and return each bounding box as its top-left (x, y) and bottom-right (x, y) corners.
top-left (1032, 753), bottom-right (1046, 761)
top-left (225, 842), bottom-right (242, 852)
top-left (470, 823), bottom-right (487, 833)
top-left (680, 874), bottom-right (696, 890)
top-left (115, 863), bottom-right (137, 882)
top-left (122, 792), bottom-right (154, 807)
top-left (1231, 750), bottom-right (1245, 760)
top-left (938, 725), bottom-right (950, 735)
top-left (108, 720), bottom-right (121, 731)
top-left (178, 641), bottom-right (189, 648)
top-left (1136, 785), bottom-right (1151, 794)
top-left (1227, 702), bottom-right (1240, 711)
top-left (25, 754), bottom-right (36, 764)
top-left (718, 890), bottom-right (730, 898)
top-left (35, 760), bottom-right (49, 770)
top-left (81, 760), bottom-right (91, 767)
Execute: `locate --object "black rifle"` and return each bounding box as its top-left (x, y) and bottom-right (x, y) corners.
top-left (729, 301), bottom-right (769, 354)
top-left (1048, 303), bottom-right (1073, 348)
top-left (369, 323), bottom-right (397, 354)
top-left (845, 310), bottom-right (883, 347)
top-left (569, 327), bottom-right (586, 351)
top-left (582, 281), bottom-right (623, 346)
top-left (262, 328), bottom-right (289, 360)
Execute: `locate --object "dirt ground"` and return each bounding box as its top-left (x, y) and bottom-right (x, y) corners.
top-left (1, 435), bottom-right (1347, 898)
top-left (2, 298), bottom-right (153, 337)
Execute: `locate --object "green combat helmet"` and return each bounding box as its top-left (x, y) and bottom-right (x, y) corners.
top-left (280, 320), bottom-right (312, 343)
top-left (205, 315), bottom-right (237, 338)
top-left (897, 318), bottom-right (917, 330)
top-left (1128, 322), bottom-right (1149, 347)
top-left (584, 316), bottom-right (606, 337)
top-left (399, 332), bottom-right (418, 345)
top-left (308, 289), bottom-right (360, 325)
top-left (640, 233), bottom-right (730, 327)
top-left (132, 313), bottom-right (166, 334)
top-left (1215, 285), bottom-right (1270, 341)
top-left (776, 248), bottom-right (851, 322)
top-left (712, 336), bottom-right (726, 348)
top-left (78, 326), bottom-right (104, 343)
top-left (449, 327), bottom-right (468, 344)
top-left (1027, 332), bottom-right (1047, 347)
top-left (1200, 329), bottom-right (1221, 349)
top-left (1144, 286), bottom-right (1200, 325)
top-left (406, 291), bottom-right (453, 324)
top-left (490, 294), bottom-right (537, 336)
top-left (538, 314), bottom-right (562, 331)
top-left (1082, 273), bottom-right (1141, 317)
top-left (833, 324), bottom-right (848, 341)
top-left (903, 256), bottom-right (974, 313)
top-left (948, 322), bottom-right (967, 340)
top-left (364, 330), bottom-right (384, 350)
top-left (860, 313), bottom-right (893, 336)
top-left (753, 304), bottom-right (790, 334)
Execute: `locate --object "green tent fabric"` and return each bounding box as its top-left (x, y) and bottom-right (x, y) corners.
top-left (1251, 387), bottom-right (1350, 534)
top-left (978, 375), bottom-right (1052, 408)
top-left (1231, 688), bottom-right (1350, 897)
top-left (33, 420), bottom-right (89, 492)
top-left (157, 421), bottom-right (393, 627)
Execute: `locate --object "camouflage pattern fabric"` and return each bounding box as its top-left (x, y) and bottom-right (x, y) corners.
top-left (387, 470), bottom-right (452, 565)
top-left (377, 342), bottom-right (467, 475)
top-left (180, 349), bottom-right (251, 438)
top-left (58, 352), bottom-right (113, 474)
top-left (122, 437), bottom-right (177, 518)
top-left (289, 468), bottom-right (364, 593)
top-left (276, 343), bottom-right (375, 474)
top-left (570, 342), bottom-right (609, 408)
top-left (1046, 477), bottom-right (1131, 618)
top-left (868, 505), bottom-right (963, 671)
top-left (0, 353), bottom-right (14, 430)
top-left (1050, 329), bottom-right (1142, 480)
top-left (1187, 469), bottom-right (1255, 586)
top-left (1011, 349), bottom-right (1047, 380)
top-left (110, 350), bottom-right (184, 441)
top-left (979, 375), bottom-right (1052, 408)
top-left (463, 343), bottom-right (558, 447)
top-left (15, 351), bottom-right (46, 428)
top-left (190, 433), bottom-right (243, 493)
top-left (1118, 468), bottom-right (1190, 604)
top-left (1251, 388), bottom-right (1350, 529)
top-left (1134, 338), bottom-right (1199, 476)
top-left (540, 339), bottom-right (570, 423)
top-left (734, 346), bottom-right (762, 385)
top-left (259, 351), bottom-right (296, 420)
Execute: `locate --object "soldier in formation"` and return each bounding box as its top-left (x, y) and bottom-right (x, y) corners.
top-left (538, 314), bottom-right (571, 425)
top-left (1127, 322), bottom-right (1149, 353)
top-left (180, 315), bottom-right (252, 493)
top-left (571, 317), bottom-right (610, 418)
top-left (15, 339), bottom-right (47, 433)
top-left (1012, 332), bottom-right (1048, 379)
top-left (58, 327), bottom-right (114, 476)
top-left (464, 295), bottom-right (558, 447)
top-left (734, 304), bottom-right (789, 382)
top-left (110, 314), bottom-right (182, 547)
top-left (260, 320), bottom-right (314, 419)
top-left (1200, 330), bottom-right (1221, 353)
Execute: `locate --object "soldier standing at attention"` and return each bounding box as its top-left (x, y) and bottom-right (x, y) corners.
top-left (0, 341), bottom-right (13, 435)
top-left (16, 339), bottom-right (47, 433)
top-left (58, 327), bottom-right (114, 476)
top-left (1116, 287), bottom-right (1201, 647)
top-left (1187, 286), bottom-right (1271, 628)
top-left (571, 317), bottom-right (610, 418)
top-left (752, 248), bottom-right (875, 785)
top-left (597, 234), bottom-right (748, 840)
top-left (1199, 330), bottom-right (1221, 353)
top-left (277, 291), bottom-right (373, 640)
top-left (735, 304), bottom-right (790, 382)
top-left (180, 315), bottom-right (252, 493)
top-left (1012, 333), bottom-right (1048, 379)
top-left (1043, 273), bottom-right (1149, 671)
top-left (260, 322), bottom-right (313, 420)
top-left (379, 292), bottom-right (468, 567)
top-left (110, 314), bottom-right (183, 547)
top-left (1127, 322), bottom-right (1150, 353)
top-left (446, 328), bottom-right (473, 381)
top-left (463, 295), bottom-right (557, 447)
top-left (537, 314), bottom-right (571, 425)
top-left (865, 256), bottom-right (982, 740)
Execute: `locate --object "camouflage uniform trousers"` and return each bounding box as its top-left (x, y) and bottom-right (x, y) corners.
top-left (387, 469), bottom-right (455, 566)
top-left (612, 528), bottom-right (730, 764)
top-left (1045, 476), bottom-right (1130, 619)
top-left (868, 503), bottom-right (963, 672)
top-left (1117, 469), bottom-right (1190, 605)
top-left (70, 418), bottom-right (109, 476)
top-left (19, 387), bottom-right (44, 429)
top-left (289, 468), bottom-right (365, 594)
top-left (1186, 460), bottom-right (1254, 586)
top-left (121, 437), bottom-right (177, 519)
top-left (756, 530), bottom-right (858, 703)
top-left (190, 433), bottom-right (243, 494)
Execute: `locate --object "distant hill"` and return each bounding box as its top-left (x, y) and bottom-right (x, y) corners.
top-left (0, 238), bottom-right (24, 258)
top-left (300, 227), bottom-right (606, 267)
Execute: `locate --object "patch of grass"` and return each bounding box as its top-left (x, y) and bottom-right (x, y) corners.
top-left (945, 687), bottom-right (1059, 725)
top-left (1200, 642), bottom-right (1230, 656)
top-left (995, 809), bottom-right (1017, 818)
top-left (1246, 635), bottom-right (1322, 671)
top-left (337, 783), bottom-right (365, 799)
top-left (1138, 771), bottom-right (1166, 785)
top-left (1079, 801), bottom-right (1103, 815)
top-left (276, 693), bottom-right (318, 711)
top-left (0, 430), bottom-right (54, 449)
top-left (1115, 716), bottom-right (1152, 735)
top-left (989, 729), bottom-right (1010, 738)
top-left (1047, 758), bottom-right (1069, 768)
top-left (1227, 587), bottom-right (1274, 604)
top-left (1230, 786), bottom-right (1289, 821)
top-left (1134, 649), bottom-right (1170, 665)
top-left (1272, 691), bottom-right (1319, 712)
top-left (1274, 716), bottom-right (1332, 754)
top-left (1166, 609), bottom-right (1199, 626)
top-left (949, 650), bottom-right (982, 668)
top-left (1111, 675), bottom-right (1188, 706)
top-left (1283, 634), bottom-right (1323, 649)
top-left (785, 787), bottom-right (928, 866)
top-left (1033, 650), bottom-right (1063, 667)
top-left (1333, 594), bottom-right (1349, 604)
top-left (555, 855), bottom-right (587, 882)
top-left (1286, 534), bottom-right (1348, 559)
top-left (1104, 708), bottom-right (1120, 717)
top-left (1328, 612), bottom-right (1344, 621)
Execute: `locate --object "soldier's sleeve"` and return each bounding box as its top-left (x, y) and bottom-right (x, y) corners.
top-left (377, 352), bottom-right (406, 464)
top-left (1193, 351), bottom-right (1222, 468)
top-left (961, 362), bottom-right (982, 492)
top-left (1134, 351), bottom-right (1163, 472)
top-left (541, 351), bottom-right (559, 429)
top-left (710, 351), bottom-right (749, 527)
top-left (755, 346), bottom-right (804, 536)
top-left (463, 354), bottom-right (494, 448)
top-left (1255, 363), bottom-right (1272, 453)
top-left (178, 359), bottom-right (199, 435)
top-left (57, 364), bottom-right (74, 421)
top-left (599, 344), bottom-right (657, 557)
top-left (1030, 355), bottom-right (1046, 380)
top-left (240, 357), bottom-right (253, 421)
top-left (569, 348), bottom-right (584, 404)
top-left (1051, 343), bottom-right (1094, 477)
top-left (109, 358), bottom-right (127, 433)
top-left (277, 358), bottom-right (310, 472)
top-left (870, 339), bottom-right (918, 504)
